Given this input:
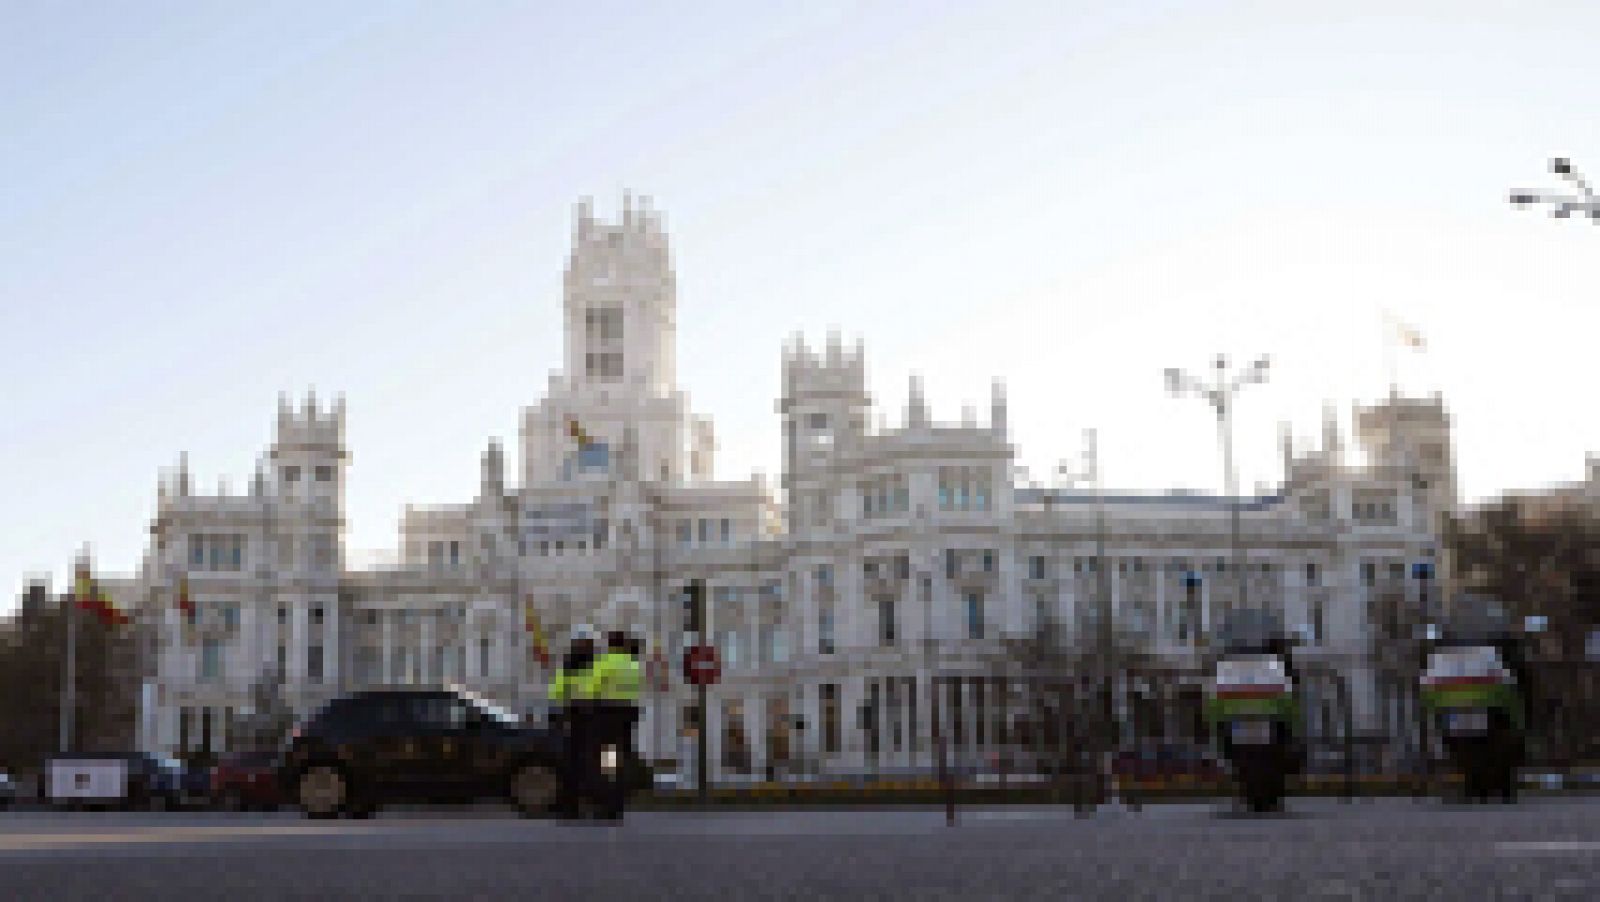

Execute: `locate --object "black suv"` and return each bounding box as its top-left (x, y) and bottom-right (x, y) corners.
top-left (278, 688), bottom-right (565, 819)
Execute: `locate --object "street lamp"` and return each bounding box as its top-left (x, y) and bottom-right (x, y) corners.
top-left (1164, 354), bottom-right (1271, 617)
top-left (1056, 430), bottom-right (1115, 753)
top-left (1509, 157), bottom-right (1600, 221)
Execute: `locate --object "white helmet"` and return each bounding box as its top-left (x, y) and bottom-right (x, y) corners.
top-left (570, 624), bottom-right (599, 643)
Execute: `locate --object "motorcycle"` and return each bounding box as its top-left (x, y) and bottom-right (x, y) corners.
top-left (1205, 609), bottom-right (1305, 813)
top-left (1420, 641), bottom-right (1525, 802)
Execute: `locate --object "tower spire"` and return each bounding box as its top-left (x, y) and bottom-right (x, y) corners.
top-left (907, 374), bottom-right (929, 429)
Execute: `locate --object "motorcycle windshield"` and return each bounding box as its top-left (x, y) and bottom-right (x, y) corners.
top-left (1423, 646), bottom-right (1508, 684)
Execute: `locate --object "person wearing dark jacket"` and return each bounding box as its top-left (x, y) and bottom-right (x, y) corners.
top-left (549, 625), bottom-right (601, 819)
top-left (591, 630), bottom-right (644, 819)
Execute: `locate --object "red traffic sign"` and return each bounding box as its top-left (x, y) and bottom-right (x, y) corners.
top-left (683, 644), bottom-right (721, 686)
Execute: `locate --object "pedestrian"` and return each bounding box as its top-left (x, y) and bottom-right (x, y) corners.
top-left (549, 625), bottom-right (601, 820)
top-left (592, 629), bottom-right (644, 820)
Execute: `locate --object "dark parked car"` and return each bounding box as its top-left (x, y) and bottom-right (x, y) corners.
top-left (0, 770), bottom-right (17, 809)
top-left (212, 750), bottom-right (283, 811)
top-left (278, 687), bottom-right (570, 819)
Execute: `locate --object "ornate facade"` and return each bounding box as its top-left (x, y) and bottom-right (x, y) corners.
top-left (128, 196), bottom-right (1458, 780)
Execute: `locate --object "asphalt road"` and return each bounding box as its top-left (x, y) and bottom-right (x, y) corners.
top-left (0, 797), bottom-right (1596, 900)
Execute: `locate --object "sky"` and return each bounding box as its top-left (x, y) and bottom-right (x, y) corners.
top-left (3, 0), bottom-right (1596, 612)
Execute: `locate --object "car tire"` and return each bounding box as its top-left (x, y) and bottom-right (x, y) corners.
top-left (509, 762), bottom-right (560, 818)
top-left (222, 791), bottom-right (245, 812)
top-left (295, 765), bottom-right (349, 820)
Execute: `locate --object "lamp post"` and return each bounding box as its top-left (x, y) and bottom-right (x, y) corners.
top-left (1509, 157), bottom-right (1600, 221)
top-left (1164, 355), bottom-right (1270, 617)
top-left (1055, 430), bottom-right (1112, 753)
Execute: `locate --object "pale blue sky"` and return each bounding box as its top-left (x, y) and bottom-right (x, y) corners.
top-left (4, 1), bottom-right (1597, 611)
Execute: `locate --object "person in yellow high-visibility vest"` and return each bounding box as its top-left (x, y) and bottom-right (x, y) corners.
top-left (591, 630), bottom-right (644, 819)
top-left (549, 625), bottom-right (601, 819)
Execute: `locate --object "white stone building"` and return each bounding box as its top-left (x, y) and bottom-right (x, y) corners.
top-left (125, 195), bottom-right (1459, 780)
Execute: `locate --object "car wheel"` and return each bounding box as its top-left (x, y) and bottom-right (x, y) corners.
top-left (221, 791), bottom-right (245, 812)
top-left (509, 763), bottom-right (560, 817)
top-left (296, 766), bottom-right (348, 820)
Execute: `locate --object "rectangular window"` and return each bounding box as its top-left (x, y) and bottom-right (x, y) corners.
top-left (878, 597), bottom-right (897, 647)
top-left (965, 592), bottom-right (984, 640)
top-left (1311, 600), bottom-right (1325, 645)
top-left (982, 550), bottom-right (995, 573)
top-left (720, 518), bottom-right (731, 542)
top-left (815, 565), bottom-right (832, 588)
top-left (222, 604), bottom-right (239, 630)
top-left (189, 534), bottom-right (204, 567)
top-left (1362, 561), bottom-right (1376, 587)
top-left (311, 605), bottom-right (325, 626)
top-left (677, 521), bottom-right (692, 545)
top-left (314, 465), bottom-right (333, 482)
top-left (308, 645), bottom-right (324, 683)
top-left (577, 442), bottom-right (610, 472)
top-left (1029, 555), bottom-right (1047, 580)
top-left (201, 638), bottom-right (223, 681)
top-left (1305, 562), bottom-right (1319, 586)
top-left (946, 550), bottom-right (959, 579)
top-left (282, 466), bottom-right (300, 483)
top-left (895, 554), bottom-right (910, 581)
top-left (480, 636), bottom-right (492, 678)
top-left (807, 413), bottom-right (829, 430)
top-left (819, 604), bottom-right (835, 655)
top-left (429, 542), bottom-right (444, 570)
top-left (772, 629), bottom-right (789, 664)
top-left (698, 519), bottom-right (711, 543)
top-left (449, 541), bottom-right (461, 568)
top-left (821, 684), bottom-right (840, 754)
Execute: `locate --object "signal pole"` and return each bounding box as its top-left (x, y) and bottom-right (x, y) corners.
top-left (687, 579), bottom-right (709, 806)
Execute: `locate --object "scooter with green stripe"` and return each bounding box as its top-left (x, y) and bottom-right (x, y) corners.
top-left (1420, 596), bottom-right (1529, 803)
top-left (1204, 609), bottom-right (1306, 813)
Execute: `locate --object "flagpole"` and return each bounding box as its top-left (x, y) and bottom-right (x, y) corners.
top-left (1381, 311), bottom-right (1398, 396)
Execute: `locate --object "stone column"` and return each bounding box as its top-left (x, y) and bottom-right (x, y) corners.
top-left (841, 677), bottom-right (865, 774)
top-left (419, 613), bottom-right (434, 685)
top-left (323, 595), bottom-right (339, 690)
top-left (746, 693), bottom-right (766, 779)
top-left (289, 597), bottom-right (308, 688)
top-left (1155, 566), bottom-right (1168, 647)
top-left (381, 611), bottom-right (394, 685)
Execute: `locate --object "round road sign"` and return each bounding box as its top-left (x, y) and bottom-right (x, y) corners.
top-left (684, 644), bottom-right (721, 686)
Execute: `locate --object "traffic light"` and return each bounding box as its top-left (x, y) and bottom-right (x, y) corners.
top-left (683, 579), bottom-right (706, 634)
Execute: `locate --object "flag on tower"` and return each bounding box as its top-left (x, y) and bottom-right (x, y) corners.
top-left (1383, 311), bottom-right (1426, 351)
top-left (176, 576), bottom-right (196, 629)
top-left (74, 562), bottom-right (127, 627)
top-left (566, 417), bottom-right (595, 448)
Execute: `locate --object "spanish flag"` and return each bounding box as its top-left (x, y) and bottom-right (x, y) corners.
top-left (176, 576), bottom-right (196, 626)
top-left (74, 563), bottom-right (127, 627)
top-left (565, 417), bottom-right (595, 448)
top-left (524, 597), bottom-right (550, 668)
top-left (1383, 311), bottom-right (1425, 351)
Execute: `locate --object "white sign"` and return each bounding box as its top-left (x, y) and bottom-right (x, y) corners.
top-left (48, 759), bottom-right (128, 801)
